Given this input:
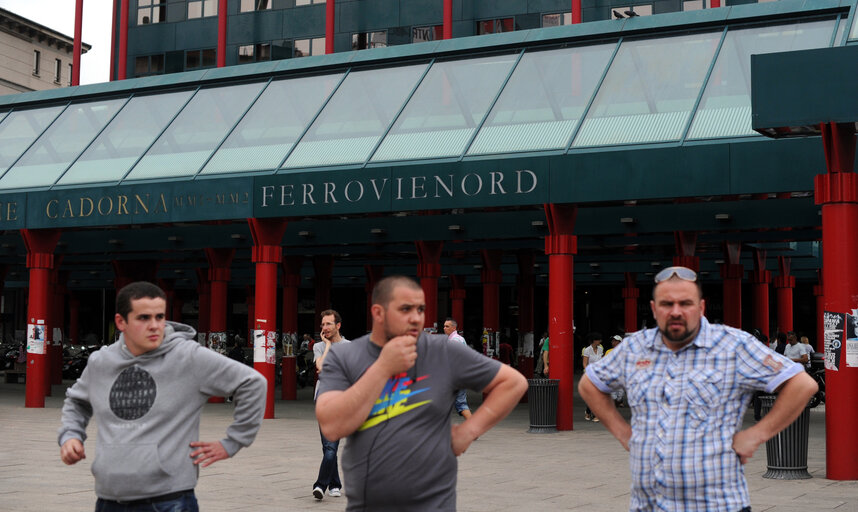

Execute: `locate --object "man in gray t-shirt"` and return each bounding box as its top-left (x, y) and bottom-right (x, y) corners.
top-left (316, 276), bottom-right (528, 511)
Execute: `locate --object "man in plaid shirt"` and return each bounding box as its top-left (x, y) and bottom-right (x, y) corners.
top-left (579, 266), bottom-right (818, 512)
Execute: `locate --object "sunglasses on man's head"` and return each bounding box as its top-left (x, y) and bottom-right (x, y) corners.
top-left (654, 266), bottom-right (697, 284)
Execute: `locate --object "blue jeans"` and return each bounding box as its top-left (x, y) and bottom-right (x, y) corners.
top-left (455, 389), bottom-right (469, 414)
top-left (313, 429), bottom-right (342, 492)
top-left (95, 491), bottom-right (198, 512)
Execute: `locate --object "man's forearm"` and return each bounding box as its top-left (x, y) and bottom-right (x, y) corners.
top-left (579, 375), bottom-right (631, 449)
top-left (751, 371), bottom-right (817, 441)
top-left (316, 362), bottom-right (391, 440)
top-left (460, 366), bottom-right (527, 439)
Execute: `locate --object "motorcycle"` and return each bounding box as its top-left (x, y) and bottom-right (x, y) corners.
top-left (808, 352), bottom-right (825, 409)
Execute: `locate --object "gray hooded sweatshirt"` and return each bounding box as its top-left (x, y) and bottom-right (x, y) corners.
top-left (58, 321), bottom-right (266, 501)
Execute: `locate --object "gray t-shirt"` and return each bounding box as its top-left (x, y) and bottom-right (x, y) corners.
top-left (317, 332), bottom-right (501, 511)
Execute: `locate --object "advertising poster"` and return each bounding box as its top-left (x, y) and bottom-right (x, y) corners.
top-left (848, 311), bottom-right (858, 368)
top-left (26, 322), bottom-right (46, 355)
top-left (824, 311), bottom-right (844, 371)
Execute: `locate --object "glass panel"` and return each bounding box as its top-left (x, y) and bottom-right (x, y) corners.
top-left (294, 39), bottom-right (310, 58)
top-left (0, 99), bottom-right (125, 189)
top-left (850, 12), bottom-right (858, 41)
top-left (573, 31), bottom-right (721, 147)
top-left (372, 54), bottom-right (517, 162)
top-left (202, 73), bottom-right (343, 175)
top-left (125, 82), bottom-right (266, 181)
top-left (0, 105), bottom-right (65, 177)
top-left (283, 64), bottom-right (428, 168)
top-left (688, 19), bottom-right (835, 140)
top-left (188, 1), bottom-right (202, 19)
top-left (469, 43), bottom-right (615, 155)
top-left (59, 90), bottom-right (194, 185)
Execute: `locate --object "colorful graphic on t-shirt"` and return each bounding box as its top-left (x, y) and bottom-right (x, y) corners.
top-left (359, 372), bottom-right (431, 431)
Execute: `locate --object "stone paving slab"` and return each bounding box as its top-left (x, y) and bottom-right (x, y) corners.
top-left (0, 379), bottom-right (856, 511)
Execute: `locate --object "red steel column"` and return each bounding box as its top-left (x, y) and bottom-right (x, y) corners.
top-left (720, 264), bottom-right (743, 329)
top-left (711, 0), bottom-right (721, 7)
top-left (118, 0), bottom-right (128, 80)
top-left (364, 265), bottom-right (384, 331)
top-left (545, 204), bottom-right (576, 431)
top-left (480, 249), bottom-right (502, 358)
top-left (416, 241), bottom-right (443, 331)
top-left (516, 252), bottom-right (535, 380)
top-left (325, 0), bottom-right (335, 54)
top-left (249, 218), bottom-right (287, 419)
top-left (217, 0), bottom-right (227, 67)
top-left (774, 256), bottom-right (794, 333)
top-left (622, 272), bottom-right (638, 334)
top-left (450, 275), bottom-right (466, 331)
top-left (281, 255), bottom-right (302, 401)
top-left (443, 0), bottom-right (452, 39)
top-left (750, 249), bottom-right (771, 337)
top-left (673, 231), bottom-right (699, 271)
top-left (206, 248), bottom-right (234, 404)
top-left (196, 268), bottom-right (211, 346)
top-left (571, 0), bottom-right (581, 24)
top-left (109, 0), bottom-right (116, 81)
top-left (51, 269), bottom-right (68, 385)
top-left (815, 121), bottom-right (858, 479)
top-left (814, 277), bottom-right (824, 353)
top-left (72, 0), bottom-right (83, 85)
top-left (313, 255), bottom-right (333, 328)
top-left (22, 229), bottom-right (60, 408)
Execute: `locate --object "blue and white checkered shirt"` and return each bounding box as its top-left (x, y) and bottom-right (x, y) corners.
top-left (586, 317), bottom-right (802, 512)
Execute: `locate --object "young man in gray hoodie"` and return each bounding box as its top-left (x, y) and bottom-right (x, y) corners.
top-left (58, 281), bottom-right (267, 511)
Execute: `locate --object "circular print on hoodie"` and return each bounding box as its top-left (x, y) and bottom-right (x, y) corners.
top-left (109, 365), bottom-right (157, 420)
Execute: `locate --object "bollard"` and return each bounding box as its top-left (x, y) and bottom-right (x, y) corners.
top-left (760, 394), bottom-right (812, 479)
top-left (526, 378), bottom-right (559, 433)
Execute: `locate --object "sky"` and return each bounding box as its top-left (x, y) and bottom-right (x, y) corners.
top-left (0, 0), bottom-right (113, 85)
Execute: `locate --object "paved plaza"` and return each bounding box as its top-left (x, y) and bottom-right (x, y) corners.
top-left (1, 377), bottom-right (856, 511)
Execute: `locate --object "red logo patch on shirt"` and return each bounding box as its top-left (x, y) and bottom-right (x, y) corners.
top-left (763, 355), bottom-right (783, 372)
top-left (635, 359), bottom-right (652, 369)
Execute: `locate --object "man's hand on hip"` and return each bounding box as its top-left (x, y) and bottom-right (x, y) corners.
top-left (732, 428), bottom-right (765, 464)
top-left (190, 440), bottom-right (229, 467)
top-left (450, 422), bottom-right (477, 456)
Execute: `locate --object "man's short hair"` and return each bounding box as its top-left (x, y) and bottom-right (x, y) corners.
top-left (320, 309), bottom-right (342, 324)
top-left (372, 275), bottom-right (422, 308)
top-left (445, 318), bottom-right (458, 328)
top-left (116, 281), bottom-right (166, 319)
top-left (587, 332), bottom-right (602, 343)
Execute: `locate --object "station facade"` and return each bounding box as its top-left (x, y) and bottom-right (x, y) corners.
top-left (2, 0), bottom-right (858, 478)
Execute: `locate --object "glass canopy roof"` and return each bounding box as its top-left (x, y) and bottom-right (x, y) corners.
top-left (0, 13), bottom-right (839, 191)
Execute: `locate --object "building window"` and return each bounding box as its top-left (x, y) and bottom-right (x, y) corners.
top-left (352, 31), bottom-right (387, 51)
top-left (238, 43), bottom-right (271, 64)
top-left (188, 0), bottom-right (217, 19)
top-left (186, 48), bottom-right (216, 69)
top-left (54, 59), bottom-right (62, 83)
top-left (240, 0), bottom-right (271, 12)
top-left (295, 0), bottom-right (325, 5)
top-left (612, 5), bottom-right (653, 19)
top-left (294, 37), bottom-right (325, 57)
top-left (33, 50), bottom-right (40, 75)
top-left (134, 54), bottom-right (165, 76)
top-left (477, 18), bottom-right (514, 35)
top-left (542, 12), bottom-right (572, 27)
top-left (138, 0), bottom-right (166, 25)
top-left (412, 25), bottom-right (443, 43)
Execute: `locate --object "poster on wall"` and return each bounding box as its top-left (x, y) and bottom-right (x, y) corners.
top-left (27, 321), bottom-right (46, 355)
top-left (847, 310), bottom-right (858, 368)
top-left (824, 311), bottom-right (844, 371)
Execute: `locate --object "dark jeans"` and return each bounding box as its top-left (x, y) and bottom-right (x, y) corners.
top-left (313, 429), bottom-right (342, 492)
top-left (95, 491), bottom-right (198, 512)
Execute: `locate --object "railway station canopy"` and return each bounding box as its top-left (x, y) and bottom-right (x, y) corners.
top-left (0, 0), bottom-right (851, 290)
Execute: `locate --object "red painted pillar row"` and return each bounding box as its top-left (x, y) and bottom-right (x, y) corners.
top-left (22, 229), bottom-right (60, 408)
top-left (480, 249), bottom-right (502, 358)
top-left (622, 272), bottom-right (638, 334)
top-left (206, 248), bottom-right (234, 404)
top-left (416, 241), bottom-right (443, 331)
top-left (815, 121), bottom-right (858, 479)
top-left (749, 270), bottom-right (771, 337)
top-left (571, 0), bottom-right (581, 24)
top-left (72, 0), bottom-right (83, 86)
top-left (443, 0), bottom-right (452, 39)
top-left (281, 255), bottom-right (302, 401)
top-left (545, 203), bottom-right (576, 431)
top-left (673, 231), bottom-right (699, 272)
top-left (516, 252), bottom-right (535, 381)
top-left (774, 257), bottom-right (794, 334)
top-left (325, 0), bottom-right (335, 54)
top-left (720, 263), bottom-right (743, 329)
top-left (217, 0), bottom-right (227, 67)
top-left (249, 218), bottom-right (287, 419)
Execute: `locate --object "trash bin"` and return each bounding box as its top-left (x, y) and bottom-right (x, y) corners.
top-left (759, 394), bottom-right (812, 479)
top-left (526, 378), bottom-right (559, 433)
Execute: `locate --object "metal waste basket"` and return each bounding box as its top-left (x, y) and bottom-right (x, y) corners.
top-left (527, 378), bottom-right (559, 433)
top-left (759, 394), bottom-right (812, 479)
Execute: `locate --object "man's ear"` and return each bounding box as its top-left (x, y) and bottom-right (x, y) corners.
top-left (370, 304), bottom-right (384, 323)
top-left (115, 313), bottom-right (126, 332)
